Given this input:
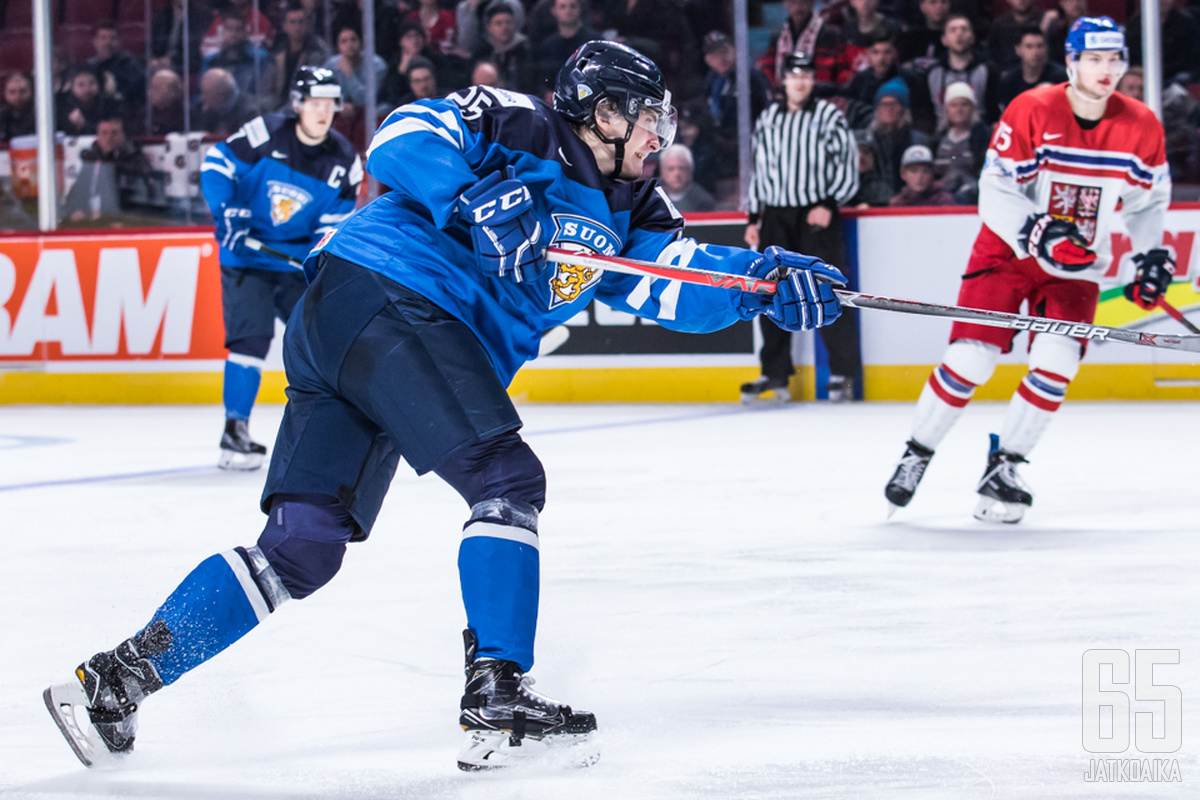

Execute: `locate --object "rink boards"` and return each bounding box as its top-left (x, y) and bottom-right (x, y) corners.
top-left (0, 208), bottom-right (1198, 403)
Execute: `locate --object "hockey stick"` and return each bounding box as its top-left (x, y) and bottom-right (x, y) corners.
top-left (1157, 297), bottom-right (1200, 335)
top-left (544, 247), bottom-right (1200, 354)
top-left (244, 237), bottom-right (304, 269)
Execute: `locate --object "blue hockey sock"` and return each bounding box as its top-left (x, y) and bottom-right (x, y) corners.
top-left (142, 548), bottom-right (289, 686)
top-left (223, 355), bottom-right (264, 421)
top-left (458, 522), bottom-right (539, 672)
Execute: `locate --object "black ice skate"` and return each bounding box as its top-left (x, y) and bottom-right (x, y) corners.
top-left (218, 417), bottom-right (267, 471)
top-left (885, 439), bottom-right (934, 517)
top-left (973, 434), bottom-right (1033, 524)
top-left (457, 630), bottom-right (598, 771)
top-left (739, 376), bottom-right (790, 405)
top-left (44, 621), bottom-right (171, 767)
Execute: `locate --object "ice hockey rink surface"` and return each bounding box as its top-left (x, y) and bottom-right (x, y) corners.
top-left (2, 400), bottom-right (1197, 799)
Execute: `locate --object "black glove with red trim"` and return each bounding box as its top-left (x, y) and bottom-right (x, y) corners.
top-left (1123, 248), bottom-right (1176, 309)
top-left (1018, 213), bottom-right (1097, 272)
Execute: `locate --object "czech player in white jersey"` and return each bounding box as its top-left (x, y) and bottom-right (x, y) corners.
top-left (884, 17), bottom-right (1173, 523)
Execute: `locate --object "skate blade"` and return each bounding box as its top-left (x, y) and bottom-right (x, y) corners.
top-left (457, 728), bottom-right (599, 772)
top-left (972, 495), bottom-right (1027, 524)
top-left (218, 450), bottom-right (264, 471)
top-left (740, 389), bottom-right (790, 406)
top-left (886, 502), bottom-right (901, 520)
top-left (43, 682), bottom-right (123, 769)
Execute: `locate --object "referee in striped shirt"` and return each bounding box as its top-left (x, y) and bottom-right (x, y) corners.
top-left (742, 51), bottom-right (862, 402)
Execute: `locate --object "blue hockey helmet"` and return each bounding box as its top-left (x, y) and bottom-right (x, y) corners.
top-left (554, 40), bottom-right (677, 151)
top-left (290, 66), bottom-right (343, 113)
top-left (1064, 16), bottom-right (1127, 62)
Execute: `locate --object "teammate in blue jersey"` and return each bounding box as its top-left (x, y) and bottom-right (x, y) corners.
top-left (201, 65), bottom-right (363, 470)
top-left (45, 41), bottom-right (846, 771)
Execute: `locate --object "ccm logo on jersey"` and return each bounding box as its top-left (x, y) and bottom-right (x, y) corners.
top-left (468, 186), bottom-right (531, 223)
top-left (268, 181), bottom-right (313, 225)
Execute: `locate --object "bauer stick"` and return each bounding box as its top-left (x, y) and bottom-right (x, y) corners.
top-left (1157, 298), bottom-right (1200, 335)
top-left (244, 237), bottom-right (304, 269)
top-left (545, 247), bottom-right (1200, 354)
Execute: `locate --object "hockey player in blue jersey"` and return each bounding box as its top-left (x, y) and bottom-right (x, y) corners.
top-left (201, 65), bottom-right (363, 470)
top-left (45, 41), bottom-right (846, 771)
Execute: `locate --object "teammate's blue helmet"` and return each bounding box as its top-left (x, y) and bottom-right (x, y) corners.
top-left (554, 40), bottom-right (677, 151)
top-left (290, 66), bottom-right (344, 114)
top-left (1064, 16), bottom-right (1127, 63)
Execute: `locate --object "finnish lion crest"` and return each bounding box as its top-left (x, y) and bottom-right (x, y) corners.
top-left (267, 181), bottom-right (312, 226)
top-left (547, 215), bottom-right (619, 309)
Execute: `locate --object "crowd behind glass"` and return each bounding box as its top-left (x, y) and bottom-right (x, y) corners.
top-left (0, 0), bottom-right (1197, 230)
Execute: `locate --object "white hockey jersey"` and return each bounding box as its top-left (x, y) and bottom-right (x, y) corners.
top-left (978, 83), bottom-right (1171, 281)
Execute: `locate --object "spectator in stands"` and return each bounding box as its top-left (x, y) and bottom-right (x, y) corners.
top-left (899, 0), bottom-right (950, 73)
top-left (456, 0), bottom-right (523, 57)
top-left (841, 28), bottom-right (935, 133)
top-left (1127, 0), bottom-right (1200, 85)
top-left (201, 0), bottom-right (276, 59)
top-left (150, 0), bottom-right (214, 76)
top-left (758, 0), bottom-right (853, 95)
top-left (470, 59), bottom-right (503, 88)
top-left (89, 22), bottom-right (147, 112)
top-left (398, 57), bottom-right (440, 104)
top-left (61, 115), bottom-right (159, 223)
top-left (931, 81), bottom-right (988, 203)
top-left (326, 25), bottom-right (388, 107)
top-left (533, 0), bottom-right (599, 96)
top-left (0, 73), bottom-right (36, 143)
top-left (196, 68), bottom-right (251, 137)
top-left (202, 14), bottom-right (277, 114)
top-left (145, 69), bottom-right (187, 135)
top-left (0, 182), bottom-right (36, 231)
top-left (865, 77), bottom-right (930, 194)
top-left (926, 14), bottom-right (995, 125)
top-left (1116, 66), bottom-right (1144, 103)
top-left (1040, 0), bottom-right (1086, 64)
top-left (988, 0), bottom-right (1043, 71)
top-left (406, 0), bottom-right (460, 56)
top-left (994, 27), bottom-right (1066, 118)
top-left (842, 0), bottom-right (899, 52)
top-left (57, 68), bottom-right (124, 137)
top-left (847, 130), bottom-right (895, 206)
top-left (658, 144), bottom-right (717, 212)
top-left (382, 22), bottom-right (433, 108)
top-left (524, 0), bottom-right (559, 46)
top-left (692, 31), bottom-right (773, 192)
top-left (889, 144), bottom-right (954, 205)
top-left (270, 4), bottom-right (332, 110)
top-left (473, 3), bottom-right (534, 94)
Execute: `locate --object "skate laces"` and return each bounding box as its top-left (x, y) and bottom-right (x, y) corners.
top-left (981, 451), bottom-right (1029, 493)
top-left (894, 449), bottom-right (930, 490)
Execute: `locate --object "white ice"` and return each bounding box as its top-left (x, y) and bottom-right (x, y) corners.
top-left (1, 400), bottom-right (1198, 799)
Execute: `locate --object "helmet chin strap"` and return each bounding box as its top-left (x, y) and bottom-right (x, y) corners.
top-left (590, 117), bottom-right (637, 180)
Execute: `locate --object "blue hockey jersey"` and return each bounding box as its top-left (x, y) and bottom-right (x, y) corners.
top-left (312, 86), bottom-right (765, 384)
top-left (202, 113), bottom-right (363, 271)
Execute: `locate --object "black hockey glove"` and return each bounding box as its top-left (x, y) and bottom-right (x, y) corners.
top-left (1018, 213), bottom-right (1096, 273)
top-left (458, 166), bottom-right (545, 283)
top-left (1123, 248), bottom-right (1176, 309)
top-left (736, 246), bottom-right (846, 331)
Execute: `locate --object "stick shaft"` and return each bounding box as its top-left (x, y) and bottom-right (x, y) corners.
top-left (544, 247), bottom-right (1200, 354)
top-left (1157, 297), bottom-right (1200, 334)
top-left (244, 237), bottom-right (304, 269)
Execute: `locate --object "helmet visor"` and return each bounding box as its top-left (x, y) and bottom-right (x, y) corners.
top-left (635, 92), bottom-right (677, 149)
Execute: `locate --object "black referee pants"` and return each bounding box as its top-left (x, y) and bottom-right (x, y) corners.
top-left (756, 204), bottom-right (862, 384)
